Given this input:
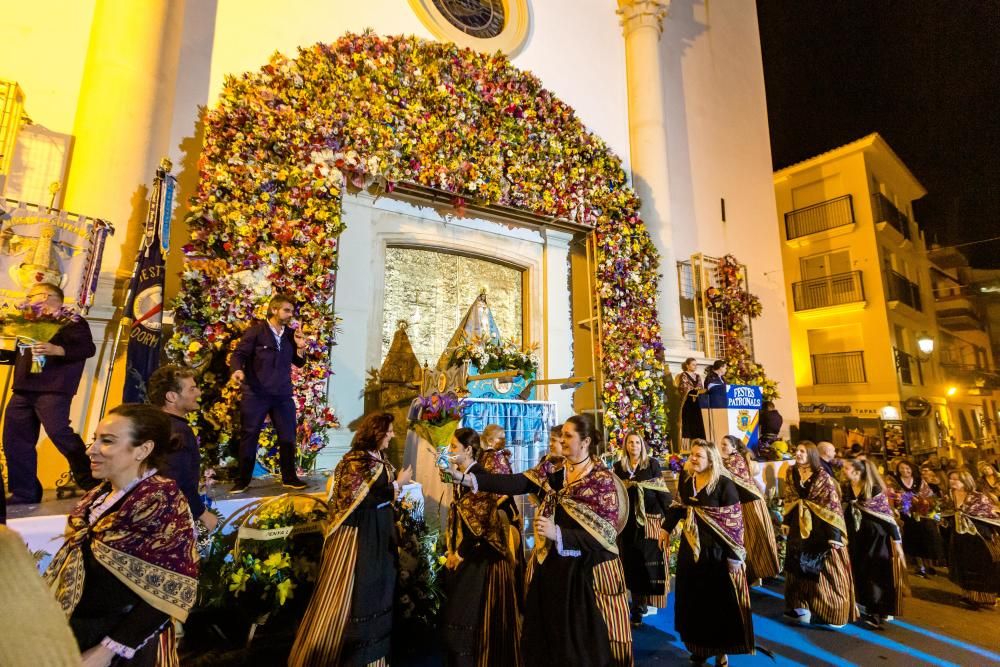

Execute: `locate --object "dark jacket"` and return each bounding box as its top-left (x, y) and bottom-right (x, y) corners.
top-left (4, 318), bottom-right (96, 395)
top-left (162, 414), bottom-right (206, 518)
top-left (230, 321), bottom-right (306, 397)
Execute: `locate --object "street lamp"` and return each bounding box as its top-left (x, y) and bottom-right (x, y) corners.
top-left (916, 331), bottom-right (935, 360)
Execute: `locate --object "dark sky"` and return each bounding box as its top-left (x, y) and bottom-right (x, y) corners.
top-left (756, 1), bottom-right (1000, 268)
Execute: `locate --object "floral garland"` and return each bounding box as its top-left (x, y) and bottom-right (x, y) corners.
top-left (448, 335), bottom-right (539, 378)
top-left (704, 254), bottom-right (779, 400)
top-left (170, 32), bottom-right (669, 454)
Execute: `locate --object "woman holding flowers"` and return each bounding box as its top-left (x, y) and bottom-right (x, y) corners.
top-left (719, 434), bottom-right (780, 583)
top-left (43, 404), bottom-right (198, 667)
top-left (450, 414), bottom-right (632, 666)
top-left (943, 468), bottom-right (1000, 609)
top-left (290, 413), bottom-right (412, 667)
top-left (441, 427), bottom-right (522, 667)
top-left (613, 431), bottom-right (672, 626)
top-left (782, 441), bottom-right (858, 627)
top-left (888, 458), bottom-right (945, 578)
top-left (660, 439), bottom-right (754, 666)
top-left (843, 459), bottom-right (905, 629)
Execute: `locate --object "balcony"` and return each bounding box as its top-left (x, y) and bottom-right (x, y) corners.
top-left (886, 270), bottom-right (922, 312)
top-left (811, 351), bottom-right (867, 384)
top-left (872, 192), bottom-right (912, 241)
top-left (940, 363), bottom-right (999, 391)
top-left (894, 348), bottom-right (923, 386)
top-left (936, 294), bottom-right (983, 331)
top-left (792, 271), bottom-right (865, 312)
top-left (784, 195), bottom-right (855, 241)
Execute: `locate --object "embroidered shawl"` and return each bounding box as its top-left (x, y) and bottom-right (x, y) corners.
top-left (671, 475), bottom-right (746, 562)
top-left (326, 449), bottom-right (390, 536)
top-left (783, 466), bottom-right (848, 540)
top-left (848, 490), bottom-right (897, 532)
top-left (447, 480), bottom-right (510, 567)
top-left (43, 475), bottom-right (198, 622)
top-left (721, 452), bottom-right (764, 500)
top-left (526, 459), bottom-right (628, 563)
top-left (944, 492), bottom-right (1000, 562)
top-left (614, 460), bottom-right (670, 526)
top-left (479, 447), bottom-right (514, 474)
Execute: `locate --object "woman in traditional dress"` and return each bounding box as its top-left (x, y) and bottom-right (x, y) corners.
top-left (290, 413), bottom-right (412, 667)
top-left (546, 424), bottom-right (564, 463)
top-left (440, 428), bottom-right (522, 666)
top-left (660, 439), bottom-right (753, 666)
top-left (921, 463), bottom-right (945, 497)
top-left (976, 462), bottom-right (1000, 502)
top-left (450, 414), bottom-right (632, 667)
top-left (943, 468), bottom-right (1000, 609)
top-left (719, 434), bottom-right (780, 583)
top-left (888, 458), bottom-right (945, 577)
top-left (478, 424), bottom-right (526, 596)
top-left (843, 459), bottom-right (905, 629)
top-left (43, 404), bottom-right (199, 666)
top-left (782, 441), bottom-right (858, 627)
top-left (675, 358), bottom-right (705, 446)
top-left (613, 431), bottom-right (672, 626)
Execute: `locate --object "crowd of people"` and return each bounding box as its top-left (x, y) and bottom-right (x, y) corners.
top-left (2, 287), bottom-right (1000, 666)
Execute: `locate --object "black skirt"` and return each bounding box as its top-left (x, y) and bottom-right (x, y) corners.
top-left (900, 513), bottom-right (945, 561)
top-left (847, 514), bottom-right (901, 616)
top-left (948, 531), bottom-right (1000, 595)
top-left (681, 392), bottom-right (706, 439)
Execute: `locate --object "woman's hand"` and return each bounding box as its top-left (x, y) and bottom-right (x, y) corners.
top-left (446, 464), bottom-right (469, 486)
top-left (80, 644), bottom-right (115, 667)
top-left (535, 515), bottom-right (559, 540)
top-left (396, 465), bottom-right (413, 487)
top-left (657, 528), bottom-right (671, 551)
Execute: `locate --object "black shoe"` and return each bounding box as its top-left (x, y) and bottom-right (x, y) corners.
top-left (282, 478), bottom-right (308, 490)
top-left (915, 567), bottom-right (928, 578)
top-left (229, 483), bottom-right (250, 494)
top-left (860, 614), bottom-right (883, 630)
top-left (5, 494), bottom-right (42, 505)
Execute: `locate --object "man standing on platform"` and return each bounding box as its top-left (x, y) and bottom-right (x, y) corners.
top-left (2, 283), bottom-right (97, 504)
top-left (148, 364), bottom-right (218, 531)
top-left (229, 294), bottom-right (309, 493)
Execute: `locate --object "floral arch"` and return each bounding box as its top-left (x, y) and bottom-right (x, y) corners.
top-left (169, 32), bottom-right (668, 464)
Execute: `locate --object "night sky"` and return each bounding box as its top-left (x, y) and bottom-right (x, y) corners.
top-left (756, 1), bottom-right (1000, 268)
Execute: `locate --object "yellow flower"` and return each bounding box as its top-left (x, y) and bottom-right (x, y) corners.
top-left (437, 555), bottom-right (447, 566)
top-left (276, 578), bottom-right (296, 605)
top-left (229, 568), bottom-right (249, 594)
top-left (263, 551), bottom-right (291, 573)
top-left (188, 341), bottom-right (202, 354)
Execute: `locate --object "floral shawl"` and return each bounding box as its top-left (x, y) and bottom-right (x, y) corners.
top-left (525, 459), bottom-right (628, 563)
top-left (479, 447), bottom-right (514, 474)
top-left (946, 492), bottom-right (1000, 562)
top-left (671, 475), bottom-right (746, 562)
top-left (446, 473), bottom-right (509, 568)
top-left (614, 460), bottom-right (670, 527)
top-left (783, 466), bottom-right (848, 540)
top-left (326, 449), bottom-right (391, 537)
top-left (721, 452), bottom-right (764, 501)
top-left (848, 490), bottom-right (896, 532)
top-left (43, 475), bottom-right (198, 622)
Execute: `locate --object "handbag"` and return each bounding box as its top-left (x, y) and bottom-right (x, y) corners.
top-left (798, 549), bottom-right (830, 578)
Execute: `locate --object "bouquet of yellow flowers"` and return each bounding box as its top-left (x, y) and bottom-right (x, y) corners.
top-left (0, 302), bottom-right (81, 373)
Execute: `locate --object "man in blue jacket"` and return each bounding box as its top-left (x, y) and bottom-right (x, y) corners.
top-left (2, 283), bottom-right (97, 504)
top-left (229, 294), bottom-right (309, 492)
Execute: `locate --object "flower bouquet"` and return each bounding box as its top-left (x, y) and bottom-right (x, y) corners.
top-left (448, 334), bottom-right (539, 378)
top-left (0, 302), bottom-right (80, 373)
top-left (409, 392), bottom-right (464, 482)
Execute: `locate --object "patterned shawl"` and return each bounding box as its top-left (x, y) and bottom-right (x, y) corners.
top-left (326, 449), bottom-right (390, 536)
top-left (614, 460), bottom-right (670, 526)
top-left (525, 459), bottom-right (628, 563)
top-left (848, 490), bottom-right (897, 532)
top-left (446, 477), bottom-right (510, 568)
top-left (671, 475), bottom-right (746, 562)
top-left (479, 447), bottom-right (514, 474)
top-left (721, 452), bottom-right (764, 500)
top-left (783, 466), bottom-right (848, 540)
top-left (43, 475), bottom-right (198, 622)
top-left (948, 492), bottom-right (1000, 562)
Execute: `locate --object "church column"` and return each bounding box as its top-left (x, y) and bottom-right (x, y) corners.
top-left (542, 229), bottom-right (574, 422)
top-left (63, 0), bottom-right (187, 295)
top-left (617, 0), bottom-right (689, 353)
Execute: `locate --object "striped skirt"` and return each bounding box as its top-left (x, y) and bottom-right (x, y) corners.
top-left (784, 546), bottom-right (859, 625)
top-left (643, 514), bottom-right (669, 608)
top-left (593, 558), bottom-right (634, 667)
top-left (476, 558), bottom-right (523, 667)
top-left (742, 498), bottom-right (781, 582)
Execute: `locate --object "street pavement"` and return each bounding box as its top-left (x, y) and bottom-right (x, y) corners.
top-left (635, 574), bottom-right (1000, 666)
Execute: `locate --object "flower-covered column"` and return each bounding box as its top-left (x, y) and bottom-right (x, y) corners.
top-left (617, 0), bottom-right (688, 352)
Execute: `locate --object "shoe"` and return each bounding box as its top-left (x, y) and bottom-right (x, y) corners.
top-left (229, 483), bottom-right (250, 494)
top-left (860, 614), bottom-right (882, 630)
top-left (959, 597), bottom-right (981, 611)
top-left (916, 568), bottom-right (928, 578)
top-left (783, 608), bottom-right (811, 625)
top-left (282, 478), bottom-right (308, 490)
top-left (5, 494), bottom-right (42, 505)
top-left (925, 566), bottom-right (938, 576)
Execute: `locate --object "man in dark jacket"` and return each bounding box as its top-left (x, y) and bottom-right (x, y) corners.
top-left (147, 364), bottom-right (218, 530)
top-left (229, 294), bottom-right (308, 492)
top-left (2, 283), bottom-right (97, 504)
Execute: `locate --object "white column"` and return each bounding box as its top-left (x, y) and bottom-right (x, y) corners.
top-left (617, 0), bottom-right (689, 353)
top-left (542, 229), bottom-right (574, 421)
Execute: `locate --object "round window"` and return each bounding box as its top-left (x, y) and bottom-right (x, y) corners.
top-left (431, 0), bottom-right (505, 39)
top-left (410, 0), bottom-right (529, 56)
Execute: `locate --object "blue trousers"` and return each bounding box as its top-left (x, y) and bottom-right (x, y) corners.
top-left (2, 391), bottom-right (91, 501)
top-left (237, 391), bottom-right (298, 485)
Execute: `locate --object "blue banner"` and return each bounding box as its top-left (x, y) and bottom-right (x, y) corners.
top-left (726, 385), bottom-right (762, 450)
top-left (122, 170), bottom-right (173, 403)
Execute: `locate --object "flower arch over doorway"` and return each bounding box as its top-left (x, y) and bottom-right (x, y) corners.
top-left (169, 32), bottom-right (668, 459)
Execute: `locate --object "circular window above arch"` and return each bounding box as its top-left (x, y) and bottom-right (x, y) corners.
top-left (410, 0), bottom-right (529, 56)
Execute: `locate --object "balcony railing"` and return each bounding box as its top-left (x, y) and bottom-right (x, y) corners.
top-left (872, 192), bottom-right (912, 240)
top-left (894, 348), bottom-right (923, 386)
top-left (811, 351), bottom-right (867, 384)
top-left (886, 270), bottom-right (922, 311)
top-left (792, 271), bottom-right (865, 311)
top-left (785, 195), bottom-right (855, 240)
